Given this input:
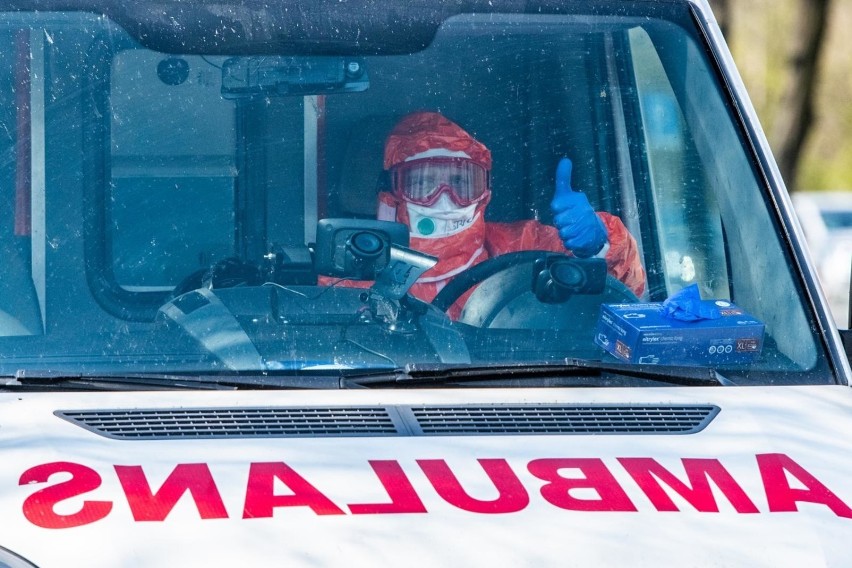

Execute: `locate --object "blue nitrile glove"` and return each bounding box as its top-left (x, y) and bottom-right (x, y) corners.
top-left (550, 157), bottom-right (608, 258)
top-left (662, 284), bottom-right (722, 322)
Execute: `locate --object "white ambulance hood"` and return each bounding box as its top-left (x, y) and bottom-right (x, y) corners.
top-left (3, 385), bottom-right (852, 567)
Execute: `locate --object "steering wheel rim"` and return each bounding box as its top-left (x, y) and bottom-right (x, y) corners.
top-left (431, 250), bottom-right (638, 328)
top-left (431, 251), bottom-right (564, 310)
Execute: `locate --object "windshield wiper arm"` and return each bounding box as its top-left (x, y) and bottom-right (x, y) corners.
top-left (5, 370), bottom-right (342, 391)
top-left (4, 371), bottom-right (234, 391)
top-left (558, 359), bottom-right (735, 386)
top-left (341, 359), bottom-right (734, 388)
top-left (6, 361), bottom-right (733, 391)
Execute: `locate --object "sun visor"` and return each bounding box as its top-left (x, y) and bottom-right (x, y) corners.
top-left (102, 0), bottom-right (460, 55)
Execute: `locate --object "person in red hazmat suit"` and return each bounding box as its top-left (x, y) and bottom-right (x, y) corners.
top-left (320, 111), bottom-right (645, 319)
top-left (367, 111), bottom-right (646, 318)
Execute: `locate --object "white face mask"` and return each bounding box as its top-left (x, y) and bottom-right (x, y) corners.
top-left (405, 194), bottom-right (478, 238)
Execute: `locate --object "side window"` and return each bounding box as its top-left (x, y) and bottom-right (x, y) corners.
top-left (109, 52), bottom-right (236, 290)
top-left (628, 28), bottom-right (729, 298)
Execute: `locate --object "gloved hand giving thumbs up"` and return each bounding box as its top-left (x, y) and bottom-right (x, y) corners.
top-left (550, 157), bottom-right (608, 258)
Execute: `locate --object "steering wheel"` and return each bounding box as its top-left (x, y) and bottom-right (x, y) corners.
top-left (431, 250), bottom-right (638, 329)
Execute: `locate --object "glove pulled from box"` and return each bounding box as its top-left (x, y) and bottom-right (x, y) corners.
top-left (662, 284), bottom-right (721, 322)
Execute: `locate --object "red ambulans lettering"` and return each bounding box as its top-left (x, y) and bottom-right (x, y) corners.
top-left (243, 462), bottom-right (345, 518)
top-left (348, 460), bottom-right (427, 515)
top-left (115, 464), bottom-right (229, 521)
top-left (418, 458), bottom-right (529, 514)
top-left (17, 453), bottom-right (852, 529)
top-left (528, 458), bottom-right (637, 511)
top-left (618, 457), bottom-right (759, 513)
top-left (757, 453), bottom-right (852, 518)
top-left (20, 461), bottom-right (113, 529)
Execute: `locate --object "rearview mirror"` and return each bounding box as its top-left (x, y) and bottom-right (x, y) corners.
top-left (221, 56), bottom-right (369, 99)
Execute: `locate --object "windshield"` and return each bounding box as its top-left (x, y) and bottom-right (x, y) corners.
top-left (0, 3), bottom-right (832, 386)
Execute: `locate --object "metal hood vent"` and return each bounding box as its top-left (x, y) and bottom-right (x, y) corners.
top-left (57, 407), bottom-right (398, 440)
top-left (56, 404), bottom-right (719, 440)
top-left (408, 405), bottom-right (719, 435)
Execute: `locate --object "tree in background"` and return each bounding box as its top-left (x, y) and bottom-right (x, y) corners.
top-left (710, 0), bottom-right (837, 192)
top-left (770, 0), bottom-right (832, 189)
top-left (711, 0), bottom-right (731, 38)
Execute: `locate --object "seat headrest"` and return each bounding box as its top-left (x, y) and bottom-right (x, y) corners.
top-left (335, 115), bottom-right (400, 217)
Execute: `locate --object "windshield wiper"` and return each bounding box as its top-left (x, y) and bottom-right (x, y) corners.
top-left (4, 360), bottom-right (734, 391)
top-left (341, 359), bottom-right (735, 388)
top-left (4, 370), bottom-right (342, 391)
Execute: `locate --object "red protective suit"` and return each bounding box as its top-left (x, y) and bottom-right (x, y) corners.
top-left (376, 191), bottom-right (645, 319)
top-left (323, 111), bottom-right (646, 320)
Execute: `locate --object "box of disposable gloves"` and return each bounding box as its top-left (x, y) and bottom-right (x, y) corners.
top-left (594, 285), bottom-right (764, 365)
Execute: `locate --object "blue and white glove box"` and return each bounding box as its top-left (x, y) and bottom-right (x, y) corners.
top-left (594, 301), bottom-right (765, 365)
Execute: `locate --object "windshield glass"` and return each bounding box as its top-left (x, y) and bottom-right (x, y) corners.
top-left (0, 4), bottom-right (832, 385)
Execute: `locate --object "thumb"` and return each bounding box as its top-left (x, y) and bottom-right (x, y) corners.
top-left (554, 157), bottom-right (573, 199)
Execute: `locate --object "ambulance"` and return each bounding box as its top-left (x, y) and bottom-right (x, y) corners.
top-left (0, 0), bottom-right (850, 566)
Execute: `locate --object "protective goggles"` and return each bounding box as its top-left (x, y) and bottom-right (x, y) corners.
top-left (390, 157), bottom-right (490, 207)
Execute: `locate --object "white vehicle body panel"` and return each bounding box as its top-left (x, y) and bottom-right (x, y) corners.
top-left (0, 0), bottom-right (848, 566)
top-left (3, 387), bottom-right (852, 567)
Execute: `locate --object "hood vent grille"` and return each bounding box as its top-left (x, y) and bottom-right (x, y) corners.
top-left (408, 405), bottom-right (719, 435)
top-left (57, 404), bottom-right (719, 440)
top-left (58, 407), bottom-right (397, 440)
